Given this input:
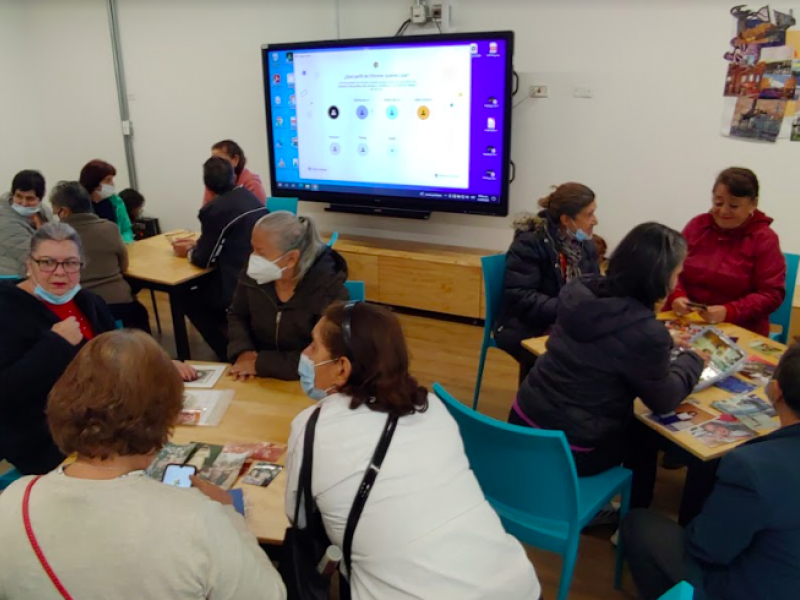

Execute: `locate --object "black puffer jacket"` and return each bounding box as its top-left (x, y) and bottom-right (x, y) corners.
top-left (0, 283), bottom-right (116, 474)
top-left (496, 214), bottom-right (599, 358)
top-left (516, 275), bottom-right (704, 448)
top-left (227, 247), bottom-right (349, 380)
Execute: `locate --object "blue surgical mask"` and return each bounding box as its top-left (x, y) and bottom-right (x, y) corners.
top-left (12, 204), bottom-right (40, 217)
top-left (575, 229), bottom-right (590, 242)
top-left (298, 353), bottom-right (337, 401)
top-left (34, 283), bottom-right (81, 305)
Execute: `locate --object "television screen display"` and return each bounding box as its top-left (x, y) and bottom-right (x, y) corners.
top-left (262, 31), bottom-right (514, 217)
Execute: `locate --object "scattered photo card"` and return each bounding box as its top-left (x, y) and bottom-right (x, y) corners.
top-left (147, 442), bottom-right (197, 481)
top-left (199, 451), bottom-right (251, 491)
top-left (242, 462), bottom-right (283, 487)
top-left (688, 417), bottom-right (757, 448)
top-left (748, 340), bottom-right (783, 358)
top-left (646, 402), bottom-right (716, 432)
top-left (729, 97), bottom-right (787, 143)
top-left (739, 356), bottom-right (776, 386)
top-left (223, 441), bottom-right (287, 464)
top-left (185, 443), bottom-right (223, 471)
top-left (714, 376), bottom-right (756, 394)
top-left (184, 363), bottom-right (227, 389)
top-left (712, 393), bottom-right (778, 431)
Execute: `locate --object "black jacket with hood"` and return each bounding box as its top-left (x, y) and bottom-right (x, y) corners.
top-left (496, 214), bottom-right (599, 358)
top-left (0, 283), bottom-right (116, 474)
top-left (516, 275), bottom-right (704, 448)
top-left (227, 247), bottom-right (349, 380)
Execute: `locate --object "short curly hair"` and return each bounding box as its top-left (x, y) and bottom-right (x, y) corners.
top-left (47, 330), bottom-right (183, 460)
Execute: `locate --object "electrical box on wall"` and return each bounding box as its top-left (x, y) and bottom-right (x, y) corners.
top-left (409, 0), bottom-right (455, 32)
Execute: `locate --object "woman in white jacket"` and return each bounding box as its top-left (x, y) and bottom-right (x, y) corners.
top-left (285, 301), bottom-right (541, 600)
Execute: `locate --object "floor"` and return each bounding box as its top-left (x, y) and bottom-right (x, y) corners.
top-left (146, 292), bottom-right (690, 599)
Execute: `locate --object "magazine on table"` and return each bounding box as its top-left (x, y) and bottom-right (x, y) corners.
top-left (711, 393), bottom-right (778, 431)
top-left (689, 327), bottom-right (748, 391)
top-left (645, 400), bottom-right (716, 433)
top-left (686, 416), bottom-right (757, 448)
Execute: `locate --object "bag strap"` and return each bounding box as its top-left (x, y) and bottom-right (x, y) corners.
top-left (294, 405), bottom-right (323, 527)
top-left (23, 476), bottom-right (76, 600)
top-left (342, 414), bottom-right (399, 576)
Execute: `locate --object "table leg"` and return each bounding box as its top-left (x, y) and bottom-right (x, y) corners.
top-left (169, 288), bottom-right (191, 361)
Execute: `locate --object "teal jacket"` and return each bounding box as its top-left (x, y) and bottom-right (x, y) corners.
top-left (109, 195), bottom-right (134, 244)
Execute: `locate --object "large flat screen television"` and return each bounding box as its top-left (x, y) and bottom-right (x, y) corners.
top-left (261, 31), bottom-right (514, 218)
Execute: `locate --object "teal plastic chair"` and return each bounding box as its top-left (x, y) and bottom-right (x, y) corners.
top-left (266, 197), bottom-right (298, 215)
top-left (659, 581), bottom-right (694, 600)
top-left (0, 467), bottom-right (22, 491)
top-left (770, 252), bottom-right (799, 344)
top-left (473, 254), bottom-right (506, 409)
top-left (328, 232), bottom-right (339, 248)
top-left (344, 280), bottom-right (365, 302)
top-left (433, 383), bottom-right (632, 600)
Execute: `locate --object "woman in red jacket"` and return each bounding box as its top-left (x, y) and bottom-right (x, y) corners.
top-left (665, 168), bottom-right (785, 336)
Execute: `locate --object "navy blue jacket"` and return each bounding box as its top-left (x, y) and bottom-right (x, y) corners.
top-left (686, 422), bottom-right (800, 600)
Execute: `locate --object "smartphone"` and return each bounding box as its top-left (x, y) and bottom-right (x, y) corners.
top-left (686, 301), bottom-right (708, 312)
top-left (162, 464), bottom-right (197, 488)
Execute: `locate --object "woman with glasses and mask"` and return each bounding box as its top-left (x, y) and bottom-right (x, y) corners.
top-left (227, 212), bottom-right (348, 381)
top-left (285, 302), bottom-right (541, 599)
top-left (0, 223), bottom-right (196, 475)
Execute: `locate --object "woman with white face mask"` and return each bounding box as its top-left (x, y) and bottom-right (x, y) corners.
top-left (0, 170), bottom-right (53, 279)
top-left (78, 159), bottom-right (134, 244)
top-left (227, 212), bottom-right (348, 381)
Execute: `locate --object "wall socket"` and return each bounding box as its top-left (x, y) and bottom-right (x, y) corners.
top-left (529, 85), bottom-right (549, 98)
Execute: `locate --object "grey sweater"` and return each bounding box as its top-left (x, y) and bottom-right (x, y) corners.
top-left (0, 197), bottom-right (35, 277)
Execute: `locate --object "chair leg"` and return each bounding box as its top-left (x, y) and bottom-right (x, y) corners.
top-left (472, 343), bottom-right (489, 410)
top-left (150, 289), bottom-right (163, 335)
top-left (557, 537), bottom-right (580, 600)
top-left (614, 479), bottom-right (633, 589)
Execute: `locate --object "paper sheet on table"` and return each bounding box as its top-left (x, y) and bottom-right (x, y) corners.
top-left (184, 363), bottom-right (227, 389)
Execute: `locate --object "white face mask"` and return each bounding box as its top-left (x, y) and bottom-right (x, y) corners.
top-left (12, 204), bottom-right (40, 217)
top-left (98, 184), bottom-right (115, 200)
top-left (247, 252), bottom-right (286, 285)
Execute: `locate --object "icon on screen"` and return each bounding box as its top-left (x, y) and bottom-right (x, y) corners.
top-left (292, 158), bottom-right (299, 168)
top-left (276, 116), bottom-right (284, 127)
top-left (485, 170), bottom-right (496, 180)
top-left (287, 73), bottom-right (295, 86)
top-left (487, 117), bottom-right (496, 130)
top-left (290, 116), bottom-right (297, 129)
top-left (489, 42), bottom-right (498, 54)
top-left (356, 105), bottom-right (369, 120)
top-left (278, 159), bottom-right (286, 168)
top-left (287, 52), bottom-right (294, 63)
top-left (486, 145), bottom-right (496, 155)
top-left (274, 96), bottom-right (282, 106)
top-left (272, 53), bottom-right (278, 62)
top-left (291, 137), bottom-right (298, 148)
top-left (470, 43), bottom-right (478, 55)
top-left (487, 97), bottom-right (498, 106)
top-left (289, 94), bottom-right (296, 106)
top-left (328, 106), bottom-right (340, 119)
top-left (273, 74), bottom-right (281, 85)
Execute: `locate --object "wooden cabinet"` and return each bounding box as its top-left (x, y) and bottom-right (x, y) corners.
top-left (330, 234), bottom-right (494, 319)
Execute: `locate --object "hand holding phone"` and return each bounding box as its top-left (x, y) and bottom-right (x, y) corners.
top-left (162, 464), bottom-right (197, 488)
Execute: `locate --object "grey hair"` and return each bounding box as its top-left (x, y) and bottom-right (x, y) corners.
top-left (254, 211), bottom-right (323, 280)
top-left (29, 222), bottom-right (85, 263)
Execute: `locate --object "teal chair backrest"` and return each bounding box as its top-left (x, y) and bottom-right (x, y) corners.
top-left (659, 581), bottom-right (694, 600)
top-left (344, 281), bottom-right (365, 302)
top-left (433, 383), bottom-right (580, 530)
top-left (328, 232), bottom-right (339, 248)
top-left (482, 254), bottom-right (506, 329)
top-left (771, 252), bottom-right (799, 344)
top-left (266, 197), bottom-right (298, 215)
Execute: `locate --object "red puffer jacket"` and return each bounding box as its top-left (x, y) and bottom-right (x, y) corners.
top-left (664, 210), bottom-right (786, 336)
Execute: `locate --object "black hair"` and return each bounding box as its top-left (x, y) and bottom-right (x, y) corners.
top-left (203, 157), bottom-right (236, 196)
top-left (11, 170), bottom-right (46, 200)
top-left (606, 222), bottom-right (687, 307)
top-left (119, 188), bottom-right (145, 221)
top-left (715, 167), bottom-right (759, 199)
top-left (538, 182), bottom-right (595, 223)
top-left (211, 140), bottom-right (246, 177)
top-left (49, 181), bottom-right (92, 214)
top-left (775, 344), bottom-right (800, 417)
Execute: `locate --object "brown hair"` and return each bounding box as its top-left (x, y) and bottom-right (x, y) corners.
top-left (212, 139), bottom-right (246, 177)
top-left (538, 182), bottom-right (595, 222)
top-left (47, 330), bottom-right (183, 460)
top-left (79, 159), bottom-right (116, 195)
top-left (714, 167), bottom-right (759, 200)
top-left (321, 303), bottom-right (428, 417)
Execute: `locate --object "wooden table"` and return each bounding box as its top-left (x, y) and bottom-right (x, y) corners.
top-left (521, 315), bottom-right (783, 461)
top-left (125, 231), bottom-right (213, 360)
top-left (172, 363), bottom-right (313, 544)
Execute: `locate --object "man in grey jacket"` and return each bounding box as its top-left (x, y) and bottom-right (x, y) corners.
top-left (0, 170), bottom-right (51, 279)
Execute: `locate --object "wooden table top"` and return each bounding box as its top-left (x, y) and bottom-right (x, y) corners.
top-left (521, 313), bottom-right (784, 461)
top-left (125, 230), bottom-right (212, 286)
top-left (172, 364), bottom-right (313, 544)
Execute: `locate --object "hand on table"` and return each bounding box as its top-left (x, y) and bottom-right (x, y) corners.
top-left (672, 297), bottom-right (691, 316)
top-left (171, 237), bottom-right (197, 258)
top-left (699, 305), bottom-right (727, 325)
top-left (692, 349), bottom-right (712, 368)
top-left (173, 361), bottom-right (199, 382)
top-left (52, 316), bottom-right (84, 346)
top-left (230, 352), bottom-right (258, 382)
top-left (190, 476), bottom-right (233, 506)
top-left (669, 330), bottom-right (693, 350)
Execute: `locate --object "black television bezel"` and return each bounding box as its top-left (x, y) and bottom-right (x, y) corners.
top-left (261, 31), bottom-right (514, 218)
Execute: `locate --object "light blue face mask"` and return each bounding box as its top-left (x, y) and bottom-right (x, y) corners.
top-left (34, 283), bottom-right (81, 305)
top-left (298, 353), bottom-right (338, 401)
top-left (12, 204), bottom-right (40, 217)
top-left (567, 219), bottom-right (591, 242)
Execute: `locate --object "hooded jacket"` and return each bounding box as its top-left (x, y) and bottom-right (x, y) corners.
top-left (664, 210), bottom-right (785, 337)
top-left (516, 275), bottom-right (704, 448)
top-left (496, 214), bottom-right (599, 358)
top-left (0, 283), bottom-right (116, 474)
top-left (227, 247), bottom-right (349, 380)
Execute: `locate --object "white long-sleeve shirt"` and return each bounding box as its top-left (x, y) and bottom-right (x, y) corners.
top-left (286, 392), bottom-right (541, 600)
top-left (0, 471), bottom-right (286, 600)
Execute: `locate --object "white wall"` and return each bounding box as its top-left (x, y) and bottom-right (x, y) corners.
top-left (5, 0), bottom-right (800, 254)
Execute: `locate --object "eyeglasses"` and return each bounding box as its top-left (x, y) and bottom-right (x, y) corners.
top-left (31, 257), bottom-right (83, 274)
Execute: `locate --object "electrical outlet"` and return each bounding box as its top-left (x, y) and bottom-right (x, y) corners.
top-left (573, 86), bottom-right (593, 99)
top-left (529, 85), bottom-right (548, 98)
top-left (411, 4), bottom-right (429, 24)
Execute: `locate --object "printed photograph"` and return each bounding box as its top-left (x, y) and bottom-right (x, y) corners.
top-left (185, 443), bottom-right (223, 471)
top-left (729, 97), bottom-right (788, 142)
top-left (688, 417), bottom-right (757, 448)
top-left (242, 462), bottom-right (283, 487)
top-left (199, 451), bottom-right (251, 490)
top-left (146, 442), bottom-right (197, 481)
top-left (739, 356), bottom-right (777, 386)
top-left (749, 340), bottom-right (784, 358)
top-left (223, 441), bottom-right (287, 463)
top-left (646, 401), bottom-right (715, 433)
top-left (712, 393), bottom-right (778, 431)
top-left (714, 376), bottom-right (756, 394)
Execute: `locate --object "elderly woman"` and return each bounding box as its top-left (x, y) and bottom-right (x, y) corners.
top-left (285, 302), bottom-right (541, 599)
top-left (665, 167), bottom-right (785, 336)
top-left (227, 212), bottom-right (348, 381)
top-left (0, 330), bottom-right (286, 600)
top-left (0, 170), bottom-right (52, 279)
top-left (79, 159), bottom-right (134, 244)
top-left (0, 223), bottom-right (196, 474)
